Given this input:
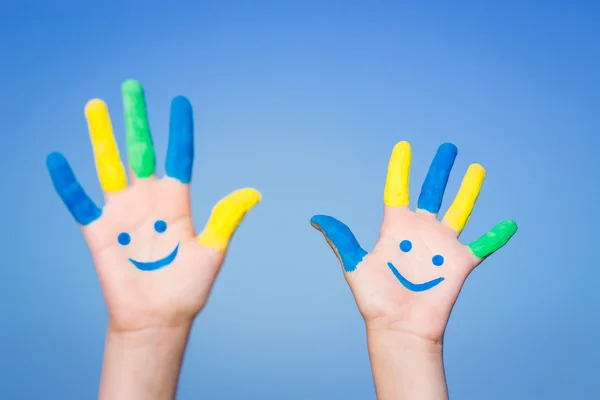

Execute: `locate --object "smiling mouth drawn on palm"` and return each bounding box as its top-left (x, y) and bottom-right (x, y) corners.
top-left (387, 239), bottom-right (445, 292)
top-left (129, 243), bottom-right (180, 271)
top-left (117, 219), bottom-right (180, 271)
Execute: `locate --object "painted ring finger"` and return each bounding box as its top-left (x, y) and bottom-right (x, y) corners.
top-left (85, 99), bottom-right (128, 201)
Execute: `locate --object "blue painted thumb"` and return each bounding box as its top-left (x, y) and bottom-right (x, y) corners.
top-left (310, 214), bottom-right (368, 272)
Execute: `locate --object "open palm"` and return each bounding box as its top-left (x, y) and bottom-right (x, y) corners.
top-left (311, 142), bottom-right (517, 343)
top-left (47, 80), bottom-right (260, 333)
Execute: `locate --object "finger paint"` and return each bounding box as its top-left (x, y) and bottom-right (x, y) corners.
top-left (166, 96), bottom-right (194, 183)
top-left (85, 99), bottom-right (128, 193)
top-left (128, 243), bottom-right (180, 271)
top-left (432, 254), bottom-right (444, 266)
top-left (387, 262), bottom-right (445, 292)
top-left (46, 152), bottom-right (102, 225)
top-left (310, 215), bottom-right (368, 272)
top-left (387, 239), bottom-right (445, 290)
top-left (443, 163), bottom-right (486, 232)
top-left (118, 220), bottom-right (180, 271)
top-left (468, 220), bottom-right (518, 259)
top-left (154, 219), bottom-right (167, 233)
top-left (122, 79), bottom-right (156, 178)
top-left (118, 232), bottom-right (131, 245)
top-left (417, 142), bottom-right (457, 214)
top-left (400, 239), bottom-right (412, 252)
top-left (197, 188), bottom-right (261, 251)
top-left (384, 141), bottom-right (411, 207)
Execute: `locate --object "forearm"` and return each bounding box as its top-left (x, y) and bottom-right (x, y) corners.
top-left (366, 328), bottom-right (447, 400)
top-left (98, 324), bottom-right (191, 400)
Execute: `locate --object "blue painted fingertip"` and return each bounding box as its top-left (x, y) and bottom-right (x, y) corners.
top-left (432, 254), bottom-right (444, 266)
top-left (154, 220), bottom-right (167, 233)
top-left (417, 143), bottom-right (458, 214)
top-left (118, 232), bottom-right (131, 246)
top-left (166, 96), bottom-right (194, 184)
top-left (310, 214), bottom-right (368, 272)
top-left (400, 240), bottom-right (412, 252)
top-left (46, 152), bottom-right (102, 226)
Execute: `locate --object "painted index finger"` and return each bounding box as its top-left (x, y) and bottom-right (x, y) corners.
top-left (384, 141), bottom-right (412, 207)
top-left (165, 96), bottom-right (194, 184)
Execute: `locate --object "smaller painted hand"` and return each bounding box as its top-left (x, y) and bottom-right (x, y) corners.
top-left (47, 80), bottom-right (260, 333)
top-left (311, 142), bottom-right (517, 343)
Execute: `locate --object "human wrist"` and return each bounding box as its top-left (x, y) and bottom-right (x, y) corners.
top-left (365, 324), bottom-right (447, 400)
top-left (103, 323), bottom-right (192, 377)
top-left (106, 321), bottom-right (193, 344)
top-left (99, 323), bottom-right (192, 400)
top-left (365, 324), bottom-right (444, 355)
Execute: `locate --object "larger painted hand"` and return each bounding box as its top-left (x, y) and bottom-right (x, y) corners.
top-left (311, 142), bottom-right (516, 343)
top-left (46, 80), bottom-right (260, 333)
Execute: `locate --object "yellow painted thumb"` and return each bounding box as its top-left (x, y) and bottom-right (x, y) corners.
top-left (197, 188), bottom-right (261, 251)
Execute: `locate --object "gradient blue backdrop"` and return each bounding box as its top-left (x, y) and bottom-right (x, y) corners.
top-left (1, 1), bottom-right (598, 399)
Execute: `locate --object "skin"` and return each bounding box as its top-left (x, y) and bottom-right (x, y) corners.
top-left (47, 80), bottom-right (260, 400)
top-left (311, 141), bottom-right (517, 400)
top-left (94, 177), bottom-right (222, 400)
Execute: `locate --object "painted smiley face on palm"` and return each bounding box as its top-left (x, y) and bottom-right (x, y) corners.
top-left (117, 220), bottom-right (180, 271)
top-left (310, 141), bottom-right (518, 295)
top-left (46, 79), bottom-right (262, 277)
top-left (386, 239), bottom-right (445, 292)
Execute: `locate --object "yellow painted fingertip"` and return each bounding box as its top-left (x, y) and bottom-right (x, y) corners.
top-left (384, 141), bottom-right (412, 207)
top-left (443, 163), bottom-right (486, 232)
top-left (85, 99), bottom-right (127, 193)
top-left (197, 188), bottom-right (262, 251)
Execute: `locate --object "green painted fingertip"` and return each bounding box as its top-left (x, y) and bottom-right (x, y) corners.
top-left (122, 79), bottom-right (155, 178)
top-left (468, 219), bottom-right (518, 259)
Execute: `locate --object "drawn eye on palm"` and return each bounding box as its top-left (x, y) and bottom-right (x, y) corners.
top-left (311, 142), bottom-right (517, 306)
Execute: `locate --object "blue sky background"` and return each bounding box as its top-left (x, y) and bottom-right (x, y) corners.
top-left (1, 1), bottom-right (599, 399)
